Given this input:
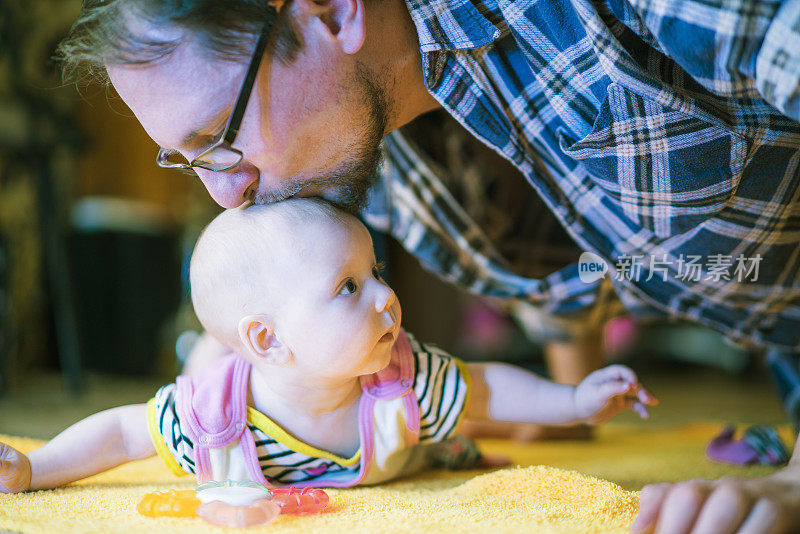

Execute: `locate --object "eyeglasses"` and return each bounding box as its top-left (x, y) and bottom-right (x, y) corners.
top-left (156, 11), bottom-right (276, 176)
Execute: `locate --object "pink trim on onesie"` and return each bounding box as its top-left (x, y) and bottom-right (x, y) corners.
top-left (177, 329), bottom-right (419, 487)
top-left (176, 355), bottom-right (250, 483)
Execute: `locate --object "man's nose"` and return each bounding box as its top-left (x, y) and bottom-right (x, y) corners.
top-left (374, 284), bottom-right (397, 314)
top-left (194, 167), bottom-right (257, 209)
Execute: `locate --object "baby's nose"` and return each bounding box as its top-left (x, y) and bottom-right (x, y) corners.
top-left (374, 284), bottom-right (397, 314)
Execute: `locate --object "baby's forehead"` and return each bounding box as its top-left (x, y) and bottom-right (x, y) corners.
top-left (288, 216), bottom-right (370, 257)
top-left (203, 202), bottom-right (371, 267)
top-left (266, 210), bottom-right (360, 249)
top-left (246, 205), bottom-right (365, 248)
top-left (247, 216), bottom-right (371, 288)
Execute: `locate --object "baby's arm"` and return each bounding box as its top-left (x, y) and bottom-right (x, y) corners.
top-left (0, 404), bottom-right (154, 493)
top-left (464, 362), bottom-right (657, 425)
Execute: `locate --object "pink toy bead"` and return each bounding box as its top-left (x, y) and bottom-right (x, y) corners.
top-left (196, 498), bottom-right (280, 528)
top-left (269, 486), bottom-right (329, 515)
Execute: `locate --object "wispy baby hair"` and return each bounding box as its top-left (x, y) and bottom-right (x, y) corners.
top-left (189, 198), bottom-right (348, 346)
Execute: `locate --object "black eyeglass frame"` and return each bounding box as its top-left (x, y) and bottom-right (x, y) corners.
top-left (156, 11), bottom-right (276, 176)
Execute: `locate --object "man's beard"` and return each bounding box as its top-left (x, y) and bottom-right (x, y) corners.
top-left (252, 63), bottom-right (389, 215)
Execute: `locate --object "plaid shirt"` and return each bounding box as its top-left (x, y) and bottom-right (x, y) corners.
top-left (363, 0), bottom-right (800, 350)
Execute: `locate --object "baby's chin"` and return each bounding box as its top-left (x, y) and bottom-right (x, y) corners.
top-left (360, 345), bottom-right (394, 376)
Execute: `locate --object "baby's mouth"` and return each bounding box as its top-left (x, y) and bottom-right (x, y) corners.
top-left (378, 320), bottom-right (398, 344)
top-left (378, 330), bottom-right (395, 343)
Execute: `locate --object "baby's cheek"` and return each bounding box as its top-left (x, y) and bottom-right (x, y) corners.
top-left (336, 335), bottom-right (370, 362)
top-left (393, 303), bottom-right (403, 326)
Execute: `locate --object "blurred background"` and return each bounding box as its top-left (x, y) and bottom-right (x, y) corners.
top-left (0, 1), bottom-right (793, 447)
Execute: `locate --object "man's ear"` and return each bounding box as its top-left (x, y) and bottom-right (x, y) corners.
top-left (293, 0), bottom-right (366, 55)
top-left (238, 315), bottom-right (292, 365)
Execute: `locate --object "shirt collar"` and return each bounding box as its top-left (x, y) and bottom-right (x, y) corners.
top-left (403, 0), bottom-right (501, 88)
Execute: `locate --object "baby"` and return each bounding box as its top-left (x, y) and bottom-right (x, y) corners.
top-left (0, 198), bottom-right (657, 493)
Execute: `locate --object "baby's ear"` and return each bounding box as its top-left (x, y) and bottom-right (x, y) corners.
top-left (238, 315), bottom-right (291, 365)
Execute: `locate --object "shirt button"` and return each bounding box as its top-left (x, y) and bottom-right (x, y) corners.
top-left (400, 380), bottom-right (411, 388)
top-left (199, 434), bottom-right (208, 444)
top-left (683, 296), bottom-right (700, 309)
top-left (758, 317), bottom-right (777, 334)
top-left (369, 387), bottom-right (378, 395)
top-left (235, 422), bottom-right (245, 431)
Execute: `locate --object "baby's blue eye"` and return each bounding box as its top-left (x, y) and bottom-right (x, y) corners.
top-left (339, 279), bottom-right (358, 295)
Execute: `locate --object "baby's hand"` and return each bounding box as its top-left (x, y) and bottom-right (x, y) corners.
top-left (0, 441), bottom-right (32, 493)
top-left (573, 365), bottom-right (658, 424)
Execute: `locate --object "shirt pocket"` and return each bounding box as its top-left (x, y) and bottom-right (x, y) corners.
top-left (558, 82), bottom-right (748, 239)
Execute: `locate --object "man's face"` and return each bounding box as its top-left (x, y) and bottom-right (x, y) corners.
top-left (107, 24), bottom-right (387, 211)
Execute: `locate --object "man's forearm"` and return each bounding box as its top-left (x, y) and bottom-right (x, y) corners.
top-left (28, 404), bottom-right (153, 490)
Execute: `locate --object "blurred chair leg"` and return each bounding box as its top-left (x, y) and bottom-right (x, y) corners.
top-left (0, 236), bottom-right (8, 395)
top-left (765, 349), bottom-right (800, 434)
top-left (544, 330), bottom-right (604, 386)
top-left (36, 156), bottom-right (83, 394)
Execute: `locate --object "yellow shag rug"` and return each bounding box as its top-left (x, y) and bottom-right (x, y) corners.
top-left (0, 423), bottom-right (793, 533)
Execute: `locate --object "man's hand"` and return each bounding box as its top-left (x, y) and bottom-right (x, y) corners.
top-left (631, 463), bottom-right (800, 533)
top-left (0, 441), bottom-right (32, 493)
top-left (573, 364), bottom-right (658, 424)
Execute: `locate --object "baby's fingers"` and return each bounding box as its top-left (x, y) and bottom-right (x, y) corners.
top-left (635, 386), bottom-right (659, 406)
top-left (592, 364), bottom-right (638, 384)
top-left (598, 379), bottom-right (634, 400)
top-left (616, 396), bottom-right (649, 419)
top-left (632, 401), bottom-right (649, 419)
top-left (0, 442), bottom-right (21, 459)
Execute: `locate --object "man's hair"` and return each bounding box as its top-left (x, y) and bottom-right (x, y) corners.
top-left (56, 0), bottom-right (301, 85)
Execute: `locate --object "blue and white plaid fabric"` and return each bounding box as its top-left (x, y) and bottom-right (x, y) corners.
top-left (364, 0), bottom-right (800, 350)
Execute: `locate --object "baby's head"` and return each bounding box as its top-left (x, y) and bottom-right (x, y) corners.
top-left (190, 198), bottom-right (401, 380)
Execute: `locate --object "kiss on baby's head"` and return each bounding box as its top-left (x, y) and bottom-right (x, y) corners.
top-left (0, 200), bottom-right (657, 497)
top-left (190, 198), bottom-right (402, 381)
